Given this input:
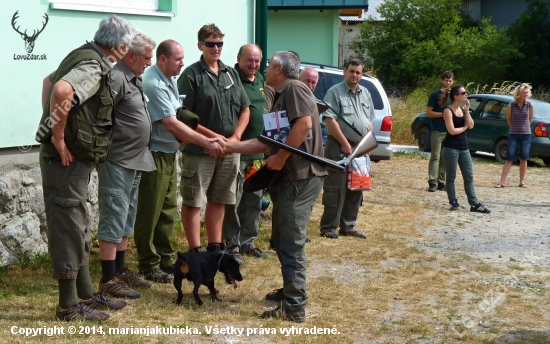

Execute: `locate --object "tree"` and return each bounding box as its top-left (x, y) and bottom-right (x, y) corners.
top-left (352, 0), bottom-right (517, 87)
top-left (507, 0), bottom-right (550, 88)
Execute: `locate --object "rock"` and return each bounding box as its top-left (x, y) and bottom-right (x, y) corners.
top-left (0, 212), bottom-right (47, 259)
top-left (498, 255), bottom-right (502, 258)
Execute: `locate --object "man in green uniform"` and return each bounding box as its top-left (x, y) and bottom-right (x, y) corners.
top-left (427, 71), bottom-right (454, 192)
top-left (177, 24), bottom-right (250, 253)
top-left (135, 40), bottom-right (223, 283)
top-left (222, 44), bottom-right (269, 264)
top-left (222, 51), bottom-right (327, 322)
top-left (319, 59), bottom-right (373, 240)
top-left (37, 15), bottom-right (133, 321)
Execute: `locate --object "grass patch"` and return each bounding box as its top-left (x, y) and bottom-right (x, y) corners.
top-left (1, 155), bottom-right (549, 343)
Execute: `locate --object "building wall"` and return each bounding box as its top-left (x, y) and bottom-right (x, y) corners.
top-left (338, 22), bottom-right (362, 67)
top-left (267, 9), bottom-right (339, 66)
top-left (1, 0), bottom-right (254, 149)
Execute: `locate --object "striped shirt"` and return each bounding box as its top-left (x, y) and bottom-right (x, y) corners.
top-left (510, 100), bottom-right (532, 135)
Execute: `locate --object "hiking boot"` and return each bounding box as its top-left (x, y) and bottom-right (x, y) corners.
top-left (243, 248), bottom-right (268, 259)
top-left (117, 268), bottom-right (151, 289)
top-left (99, 277), bottom-right (140, 299)
top-left (428, 183), bottom-right (437, 192)
top-left (81, 292), bottom-right (127, 310)
top-left (339, 230), bottom-right (367, 239)
top-left (437, 182), bottom-right (446, 191)
top-left (261, 306), bottom-right (305, 323)
top-left (206, 243), bottom-right (226, 253)
top-left (321, 232), bottom-right (338, 239)
top-left (141, 268), bottom-right (173, 283)
top-left (56, 302), bottom-right (110, 321)
top-left (160, 265), bottom-right (174, 274)
top-left (471, 203), bottom-right (491, 214)
top-left (229, 251), bottom-right (244, 266)
top-left (265, 288), bottom-right (283, 301)
top-left (450, 200), bottom-right (459, 211)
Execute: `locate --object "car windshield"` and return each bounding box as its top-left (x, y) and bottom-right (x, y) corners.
top-left (533, 100), bottom-right (550, 119)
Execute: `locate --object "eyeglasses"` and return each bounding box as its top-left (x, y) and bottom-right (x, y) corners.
top-left (205, 71), bottom-right (235, 90)
top-left (460, 91), bottom-right (468, 95)
top-left (200, 41), bottom-right (224, 48)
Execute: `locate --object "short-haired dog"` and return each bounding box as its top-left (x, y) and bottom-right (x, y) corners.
top-left (173, 251), bottom-right (243, 305)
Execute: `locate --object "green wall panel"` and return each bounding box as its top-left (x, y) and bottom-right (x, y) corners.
top-left (267, 9), bottom-right (339, 66)
top-left (1, 0), bottom-right (254, 149)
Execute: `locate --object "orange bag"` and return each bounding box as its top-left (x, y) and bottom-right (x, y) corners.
top-left (347, 156), bottom-right (372, 191)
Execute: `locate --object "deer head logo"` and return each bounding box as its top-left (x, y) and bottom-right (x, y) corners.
top-left (12, 11), bottom-right (49, 54)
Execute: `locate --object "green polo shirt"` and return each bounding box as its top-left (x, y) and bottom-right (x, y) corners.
top-left (235, 65), bottom-right (266, 160)
top-left (322, 80), bottom-right (375, 142)
top-left (177, 56), bottom-right (251, 155)
top-left (427, 89), bottom-right (449, 132)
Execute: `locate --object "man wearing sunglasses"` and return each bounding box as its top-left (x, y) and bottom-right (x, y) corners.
top-left (177, 24), bottom-right (250, 254)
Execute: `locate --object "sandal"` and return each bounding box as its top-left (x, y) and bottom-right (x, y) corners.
top-left (519, 183), bottom-right (528, 188)
top-left (494, 183), bottom-right (505, 188)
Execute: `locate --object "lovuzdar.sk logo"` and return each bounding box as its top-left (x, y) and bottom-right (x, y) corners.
top-left (12, 10), bottom-right (48, 60)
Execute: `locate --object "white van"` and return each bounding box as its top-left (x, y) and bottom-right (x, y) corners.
top-left (302, 62), bottom-right (393, 162)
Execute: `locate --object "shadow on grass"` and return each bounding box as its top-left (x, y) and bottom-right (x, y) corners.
top-left (493, 329), bottom-right (550, 344)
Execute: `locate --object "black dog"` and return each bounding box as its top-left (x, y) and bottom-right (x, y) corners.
top-left (173, 251), bottom-right (243, 305)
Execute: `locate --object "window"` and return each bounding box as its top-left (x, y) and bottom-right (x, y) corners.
top-left (49, 0), bottom-right (174, 17)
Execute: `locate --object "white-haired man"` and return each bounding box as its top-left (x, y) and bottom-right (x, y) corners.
top-left (221, 51), bottom-right (327, 322)
top-left (37, 15), bottom-right (134, 321)
top-left (96, 32), bottom-right (158, 300)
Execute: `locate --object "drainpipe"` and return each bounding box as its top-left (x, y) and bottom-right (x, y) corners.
top-left (255, 0), bottom-right (268, 74)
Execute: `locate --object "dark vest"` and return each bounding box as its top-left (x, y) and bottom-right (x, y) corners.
top-left (36, 42), bottom-right (114, 164)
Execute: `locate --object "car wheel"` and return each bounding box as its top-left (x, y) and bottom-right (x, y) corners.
top-left (417, 126), bottom-right (432, 152)
top-left (494, 139), bottom-right (508, 164)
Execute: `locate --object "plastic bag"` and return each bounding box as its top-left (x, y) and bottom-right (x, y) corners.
top-left (347, 155), bottom-right (372, 191)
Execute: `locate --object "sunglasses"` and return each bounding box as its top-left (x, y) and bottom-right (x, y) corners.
top-left (205, 71), bottom-right (235, 90)
top-left (460, 91), bottom-right (468, 95)
top-left (200, 41), bottom-right (224, 48)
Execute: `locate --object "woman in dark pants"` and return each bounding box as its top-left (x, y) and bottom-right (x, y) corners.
top-left (441, 85), bottom-right (491, 213)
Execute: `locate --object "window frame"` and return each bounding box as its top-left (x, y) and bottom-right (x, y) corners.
top-left (49, 0), bottom-right (175, 18)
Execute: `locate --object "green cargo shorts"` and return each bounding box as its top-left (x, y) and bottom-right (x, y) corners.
top-left (179, 153), bottom-right (240, 207)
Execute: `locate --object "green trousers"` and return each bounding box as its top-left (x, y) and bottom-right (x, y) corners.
top-left (223, 160), bottom-right (263, 252)
top-left (134, 151), bottom-right (177, 272)
top-left (319, 137), bottom-right (363, 235)
top-left (428, 131), bottom-right (447, 184)
top-left (269, 175), bottom-right (324, 312)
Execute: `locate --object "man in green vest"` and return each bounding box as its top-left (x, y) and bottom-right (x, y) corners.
top-left (222, 44), bottom-right (269, 264)
top-left (37, 15), bottom-right (134, 321)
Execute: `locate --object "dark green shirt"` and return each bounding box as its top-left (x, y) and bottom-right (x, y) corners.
top-left (427, 89), bottom-right (448, 132)
top-left (235, 65), bottom-right (267, 160)
top-left (177, 56), bottom-right (251, 155)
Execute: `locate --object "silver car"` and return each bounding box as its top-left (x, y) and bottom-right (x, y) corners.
top-left (301, 62), bottom-right (393, 162)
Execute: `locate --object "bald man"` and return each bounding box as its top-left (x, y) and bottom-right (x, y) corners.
top-left (299, 67), bottom-right (319, 91)
top-left (222, 44), bottom-right (270, 264)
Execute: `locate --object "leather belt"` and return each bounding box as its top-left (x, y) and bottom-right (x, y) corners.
top-left (328, 135), bottom-right (359, 147)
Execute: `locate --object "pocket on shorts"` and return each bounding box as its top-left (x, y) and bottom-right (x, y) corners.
top-left (321, 185), bottom-right (339, 208)
top-left (180, 169), bottom-right (198, 200)
top-left (52, 197), bottom-right (87, 232)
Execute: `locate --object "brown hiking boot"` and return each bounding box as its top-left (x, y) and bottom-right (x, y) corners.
top-left (56, 302), bottom-right (110, 321)
top-left (117, 268), bottom-right (151, 289)
top-left (81, 292), bottom-right (127, 311)
top-left (99, 276), bottom-right (140, 299)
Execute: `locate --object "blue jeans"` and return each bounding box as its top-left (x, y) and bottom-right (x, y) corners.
top-left (506, 134), bottom-right (531, 161)
top-left (442, 147), bottom-right (479, 206)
